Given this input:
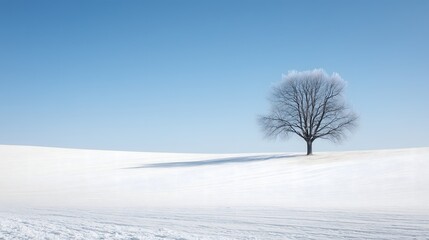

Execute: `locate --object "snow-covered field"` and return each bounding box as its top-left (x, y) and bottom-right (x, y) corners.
top-left (1, 145), bottom-right (429, 239)
top-left (2, 207), bottom-right (429, 239)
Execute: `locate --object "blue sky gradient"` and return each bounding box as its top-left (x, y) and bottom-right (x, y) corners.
top-left (1, 0), bottom-right (428, 153)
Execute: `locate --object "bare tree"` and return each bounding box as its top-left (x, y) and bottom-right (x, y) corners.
top-left (259, 69), bottom-right (357, 155)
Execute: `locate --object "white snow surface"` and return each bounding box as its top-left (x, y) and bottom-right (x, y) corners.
top-left (1, 145), bottom-right (429, 239)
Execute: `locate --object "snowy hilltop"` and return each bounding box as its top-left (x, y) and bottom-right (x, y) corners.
top-left (1, 145), bottom-right (428, 210)
top-left (1, 145), bottom-right (429, 239)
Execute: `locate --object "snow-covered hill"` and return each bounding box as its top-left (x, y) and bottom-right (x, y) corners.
top-left (1, 145), bottom-right (429, 239)
top-left (1, 145), bottom-right (428, 210)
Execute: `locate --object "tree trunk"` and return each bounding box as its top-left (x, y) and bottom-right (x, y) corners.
top-left (306, 140), bottom-right (313, 155)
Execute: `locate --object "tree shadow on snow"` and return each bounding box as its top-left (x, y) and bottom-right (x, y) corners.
top-left (128, 154), bottom-right (299, 169)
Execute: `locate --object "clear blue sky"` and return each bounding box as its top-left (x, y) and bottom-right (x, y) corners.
top-left (1, 0), bottom-right (428, 153)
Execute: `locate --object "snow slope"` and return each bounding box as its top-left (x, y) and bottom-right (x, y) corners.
top-left (1, 145), bottom-right (429, 239)
top-left (1, 145), bottom-right (428, 210)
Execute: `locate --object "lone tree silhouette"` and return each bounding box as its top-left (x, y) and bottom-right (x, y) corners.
top-left (259, 69), bottom-right (357, 155)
